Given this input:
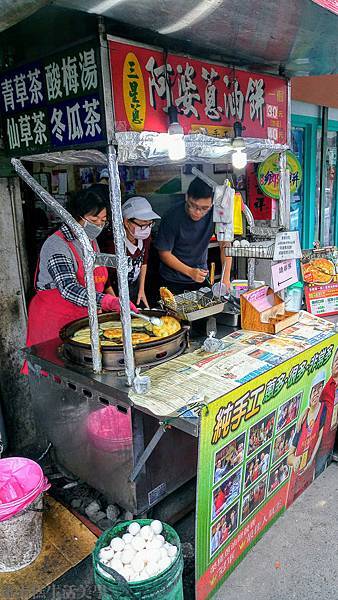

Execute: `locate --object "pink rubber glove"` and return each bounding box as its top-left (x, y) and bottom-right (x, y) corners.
top-left (130, 302), bottom-right (139, 313)
top-left (101, 295), bottom-right (139, 314)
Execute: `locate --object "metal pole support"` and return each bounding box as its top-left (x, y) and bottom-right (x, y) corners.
top-left (279, 151), bottom-right (290, 230)
top-left (319, 106), bottom-right (328, 245)
top-left (106, 146), bottom-right (135, 386)
top-left (129, 425), bottom-right (166, 482)
top-left (11, 159), bottom-right (103, 373)
top-left (247, 258), bottom-right (255, 289)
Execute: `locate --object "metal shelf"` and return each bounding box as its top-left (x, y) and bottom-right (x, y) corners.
top-left (224, 242), bottom-right (274, 259)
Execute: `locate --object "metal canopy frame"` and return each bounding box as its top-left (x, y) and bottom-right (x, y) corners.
top-left (12, 137), bottom-right (290, 384)
top-left (11, 25), bottom-right (291, 386)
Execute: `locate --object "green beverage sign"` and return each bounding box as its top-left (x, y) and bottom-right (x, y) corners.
top-left (258, 150), bottom-right (302, 199)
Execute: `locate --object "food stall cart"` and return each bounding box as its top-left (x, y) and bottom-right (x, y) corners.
top-left (6, 31), bottom-right (338, 600)
top-left (19, 299), bottom-right (338, 599)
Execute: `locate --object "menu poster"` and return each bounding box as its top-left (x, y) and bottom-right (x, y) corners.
top-left (304, 283), bottom-right (338, 317)
top-left (301, 247), bottom-right (338, 317)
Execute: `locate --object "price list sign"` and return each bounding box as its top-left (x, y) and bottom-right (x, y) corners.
top-left (273, 231), bottom-right (302, 261)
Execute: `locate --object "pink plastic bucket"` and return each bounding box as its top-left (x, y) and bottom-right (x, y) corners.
top-left (0, 457), bottom-right (50, 522)
top-left (86, 406), bottom-right (132, 453)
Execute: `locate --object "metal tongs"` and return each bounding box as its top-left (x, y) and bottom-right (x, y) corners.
top-left (211, 260), bottom-right (230, 300)
top-left (211, 261), bottom-right (240, 311)
top-left (130, 311), bottom-right (163, 327)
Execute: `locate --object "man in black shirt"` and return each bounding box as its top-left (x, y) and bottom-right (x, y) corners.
top-left (156, 178), bottom-right (231, 294)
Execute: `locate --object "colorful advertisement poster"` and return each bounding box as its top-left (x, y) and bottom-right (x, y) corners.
top-left (196, 334), bottom-right (338, 600)
top-left (0, 43), bottom-right (106, 155)
top-left (305, 283), bottom-right (338, 316)
top-left (108, 36), bottom-right (288, 142)
top-left (301, 247), bottom-right (338, 316)
top-left (257, 150), bottom-right (302, 199)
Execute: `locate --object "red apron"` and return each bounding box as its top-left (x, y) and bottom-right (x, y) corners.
top-left (287, 403), bottom-right (325, 507)
top-left (22, 231), bottom-right (108, 374)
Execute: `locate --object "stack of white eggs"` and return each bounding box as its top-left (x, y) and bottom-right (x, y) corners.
top-left (97, 520), bottom-right (178, 583)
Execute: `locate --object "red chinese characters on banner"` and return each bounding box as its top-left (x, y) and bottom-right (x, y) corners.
top-left (247, 163), bottom-right (277, 220)
top-left (108, 37), bottom-right (288, 143)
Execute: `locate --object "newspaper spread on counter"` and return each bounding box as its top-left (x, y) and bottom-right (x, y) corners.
top-left (128, 311), bottom-right (336, 418)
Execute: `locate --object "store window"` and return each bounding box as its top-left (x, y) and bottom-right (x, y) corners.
top-left (323, 131), bottom-right (337, 246)
top-left (291, 127), bottom-right (305, 242)
top-left (314, 128), bottom-right (323, 242)
top-left (314, 129), bottom-right (337, 245)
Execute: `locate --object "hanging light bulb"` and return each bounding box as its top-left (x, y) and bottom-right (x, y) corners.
top-left (231, 120), bottom-right (247, 170)
top-left (167, 133), bottom-right (186, 161)
top-left (232, 148), bottom-right (247, 170)
top-left (167, 106), bottom-right (186, 161)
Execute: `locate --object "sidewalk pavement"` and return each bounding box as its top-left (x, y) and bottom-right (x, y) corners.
top-left (215, 463), bottom-right (338, 600)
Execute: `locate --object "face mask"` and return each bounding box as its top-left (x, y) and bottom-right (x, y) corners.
top-left (134, 225), bottom-right (151, 240)
top-left (83, 219), bottom-right (104, 240)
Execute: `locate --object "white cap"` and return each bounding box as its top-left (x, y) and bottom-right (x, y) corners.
top-left (122, 196), bottom-right (160, 221)
top-left (100, 168), bottom-right (109, 179)
top-left (312, 370), bottom-right (326, 387)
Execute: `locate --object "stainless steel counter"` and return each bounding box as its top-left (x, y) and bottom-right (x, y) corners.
top-left (25, 337), bottom-right (200, 514)
top-left (25, 319), bottom-right (237, 514)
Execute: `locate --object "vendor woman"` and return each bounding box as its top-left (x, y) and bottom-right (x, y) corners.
top-left (23, 185), bottom-right (137, 369)
top-left (155, 177), bottom-right (232, 295)
top-left (101, 196), bottom-right (160, 308)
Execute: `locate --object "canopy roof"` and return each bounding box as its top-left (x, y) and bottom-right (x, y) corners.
top-left (0, 0), bottom-right (337, 77)
top-left (19, 135), bottom-right (288, 166)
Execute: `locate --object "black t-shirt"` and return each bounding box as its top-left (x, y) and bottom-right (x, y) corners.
top-left (155, 201), bottom-right (213, 284)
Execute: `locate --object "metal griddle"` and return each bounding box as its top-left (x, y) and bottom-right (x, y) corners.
top-left (60, 310), bottom-right (189, 371)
